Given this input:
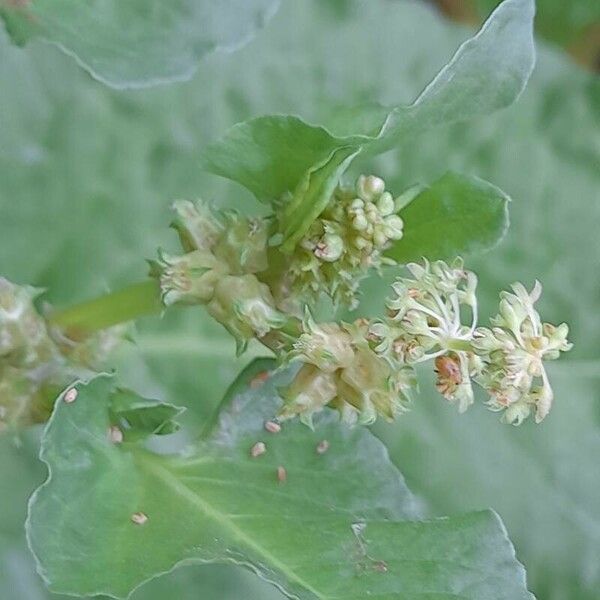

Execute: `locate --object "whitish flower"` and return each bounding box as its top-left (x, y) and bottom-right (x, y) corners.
top-left (381, 259), bottom-right (481, 411)
top-left (474, 281), bottom-right (572, 424)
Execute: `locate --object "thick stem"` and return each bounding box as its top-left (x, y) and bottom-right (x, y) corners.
top-left (48, 280), bottom-right (162, 338)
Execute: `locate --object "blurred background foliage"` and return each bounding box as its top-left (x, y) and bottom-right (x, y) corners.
top-left (0, 0), bottom-right (598, 599)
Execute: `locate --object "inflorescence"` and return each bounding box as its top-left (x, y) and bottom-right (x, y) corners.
top-left (0, 278), bottom-right (123, 430)
top-left (149, 174), bottom-right (572, 427)
top-left (0, 174), bottom-right (572, 430)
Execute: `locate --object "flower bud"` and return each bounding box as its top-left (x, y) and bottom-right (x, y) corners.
top-left (352, 213), bottom-right (369, 232)
top-left (292, 316), bottom-right (354, 372)
top-left (383, 215), bottom-right (404, 240)
top-left (151, 249), bottom-right (223, 306)
top-left (314, 233), bottom-right (344, 262)
top-left (356, 175), bottom-right (385, 201)
top-left (279, 364), bottom-right (338, 427)
top-left (207, 274), bottom-right (287, 355)
top-left (171, 200), bottom-right (223, 252)
top-left (376, 192), bottom-right (395, 216)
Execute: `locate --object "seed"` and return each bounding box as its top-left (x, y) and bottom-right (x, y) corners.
top-left (264, 420), bottom-right (281, 434)
top-left (250, 441), bottom-right (266, 458)
top-left (316, 440), bottom-right (329, 454)
top-left (108, 425), bottom-right (123, 444)
top-left (277, 466), bottom-right (287, 483)
top-left (63, 388), bottom-right (78, 403)
top-left (131, 512), bottom-right (148, 525)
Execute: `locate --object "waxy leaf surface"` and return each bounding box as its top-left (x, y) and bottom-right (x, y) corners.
top-left (28, 360), bottom-right (532, 599)
top-left (388, 172), bottom-right (510, 263)
top-left (0, 0), bottom-right (279, 88)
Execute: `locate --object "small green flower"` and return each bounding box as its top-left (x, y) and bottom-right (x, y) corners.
top-left (382, 259), bottom-right (478, 359)
top-left (171, 200), bottom-right (224, 252)
top-left (150, 249), bottom-right (223, 306)
top-left (0, 278), bottom-right (104, 430)
top-left (207, 274), bottom-right (288, 355)
top-left (279, 364), bottom-right (338, 428)
top-left (171, 200), bottom-right (269, 275)
top-left (0, 278), bottom-right (51, 367)
top-left (213, 211), bottom-right (269, 275)
top-left (290, 312), bottom-right (354, 373)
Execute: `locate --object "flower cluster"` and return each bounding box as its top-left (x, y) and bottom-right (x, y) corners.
top-left (150, 181), bottom-right (571, 428)
top-left (473, 282), bottom-right (572, 424)
top-left (271, 175), bottom-right (405, 312)
top-left (277, 259), bottom-right (572, 427)
top-left (151, 200), bottom-right (287, 354)
top-left (0, 278), bottom-right (121, 430)
top-left (369, 259), bottom-right (481, 413)
top-left (280, 312), bottom-right (414, 427)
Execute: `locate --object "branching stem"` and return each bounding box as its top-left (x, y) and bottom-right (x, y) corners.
top-left (48, 280), bottom-right (162, 338)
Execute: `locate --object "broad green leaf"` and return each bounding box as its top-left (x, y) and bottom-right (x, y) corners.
top-left (27, 363), bottom-right (533, 599)
top-left (0, 0), bottom-right (280, 89)
top-left (280, 146), bottom-right (361, 251)
top-left (202, 0), bottom-right (534, 238)
top-left (367, 0), bottom-right (536, 153)
top-left (201, 116), bottom-right (366, 202)
top-left (387, 172), bottom-right (510, 263)
top-left (0, 432), bottom-right (281, 600)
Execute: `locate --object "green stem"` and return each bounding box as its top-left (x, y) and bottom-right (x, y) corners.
top-left (48, 280), bottom-right (162, 337)
top-left (446, 338), bottom-right (473, 352)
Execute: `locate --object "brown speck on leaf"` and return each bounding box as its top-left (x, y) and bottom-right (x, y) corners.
top-left (264, 420), bottom-right (281, 434)
top-left (316, 440), bottom-right (329, 454)
top-left (277, 465), bottom-right (287, 483)
top-left (250, 371), bottom-right (270, 389)
top-left (131, 512), bottom-right (148, 525)
top-left (63, 388), bottom-right (78, 404)
top-left (108, 425), bottom-right (123, 444)
top-left (250, 441), bottom-right (266, 458)
top-left (372, 560), bottom-right (388, 573)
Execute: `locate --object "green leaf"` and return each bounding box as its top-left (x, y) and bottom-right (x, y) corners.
top-left (0, 0), bottom-right (280, 89)
top-left (0, 433), bottom-right (282, 600)
top-left (387, 172), bottom-right (510, 263)
top-left (202, 0), bottom-right (535, 241)
top-left (280, 146), bottom-right (361, 251)
top-left (367, 0), bottom-right (536, 153)
top-left (201, 116), bottom-right (366, 202)
top-left (27, 363), bottom-right (532, 599)
top-left (110, 388), bottom-right (185, 438)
